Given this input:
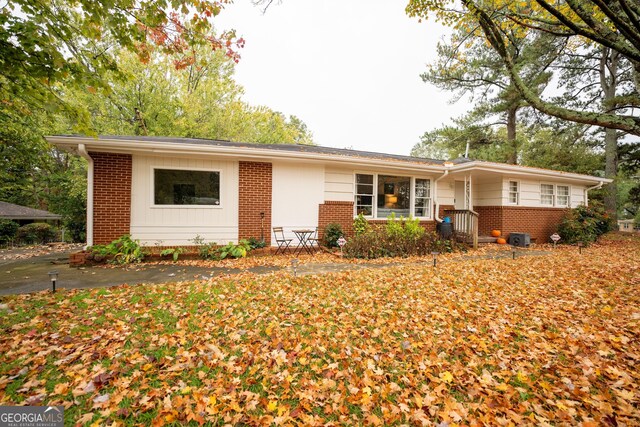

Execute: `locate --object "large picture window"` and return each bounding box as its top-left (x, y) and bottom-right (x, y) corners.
top-left (154, 169), bottom-right (220, 206)
top-left (354, 173), bottom-right (432, 219)
top-left (377, 175), bottom-right (410, 218)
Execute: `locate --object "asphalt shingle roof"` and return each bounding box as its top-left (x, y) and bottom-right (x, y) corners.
top-left (0, 201), bottom-right (61, 220)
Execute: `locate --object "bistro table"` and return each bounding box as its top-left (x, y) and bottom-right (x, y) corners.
top-left (292, 229), bottom-right (315, 255)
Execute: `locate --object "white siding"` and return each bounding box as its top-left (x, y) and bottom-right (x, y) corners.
top-left (474, 179), bottom-right (503, 206)
top-left (130, 155), bottom-right (239, 245)
top-left (502, 177), bottom-right (585, 208)
top-left (272, 163), bottom-right (325, 244)
top-left (324, 168), bottom-right (353, 201)
top-left (437, 177), bottom-right (455, 206)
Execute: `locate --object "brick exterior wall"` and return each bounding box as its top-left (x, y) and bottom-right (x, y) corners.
top-left (475, 206), bottom-right (569, 243)
top-left (91, 152), bottom-right (132, 245)
top-left (238, 161), bottom-right (272, 245)
top-left (318, 201), bottom-right (354, 238)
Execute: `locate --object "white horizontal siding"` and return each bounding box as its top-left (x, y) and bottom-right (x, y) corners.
top-left (272, 163), bottom-right (325, 244)
top-left (130, 155), bottom-right (239, 245)
top-left (324, 168), bottom-right (353, 202)
top-left (502, 177), bottom-right (584, 208)
top-left (437, 177), bottom-right (455, 206)
top-left (474, 179), bottom-right (502, 206)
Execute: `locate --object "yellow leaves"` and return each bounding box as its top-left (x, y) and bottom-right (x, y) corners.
top-left (440, 371), bottom-right (454, 383)
top-left (267, 400), bottom-right (278, 412)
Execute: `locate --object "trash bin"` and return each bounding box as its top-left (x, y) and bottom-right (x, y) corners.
top-left (437, 222), bottom-right (453, 239)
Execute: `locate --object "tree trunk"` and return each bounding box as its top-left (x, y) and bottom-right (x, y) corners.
top-left (506, 105), bottom-right (518, 164)
top-left (599, 47), bottom-right (619, 217)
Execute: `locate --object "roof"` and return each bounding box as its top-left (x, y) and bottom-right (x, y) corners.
top-left (0, 201), bottom-right (62, 220)
top-left (46, 134), bottom-right (612, 184)
top-left (56, 135), bottom-right (446, 166)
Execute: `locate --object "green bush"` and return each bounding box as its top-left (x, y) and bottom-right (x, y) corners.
top-left (198, 240), bottom-right (252, 260)
top-left (16, 222), bottom-right (56, 244)
top-left (344, 214), bottom-right (458, 259)
top-left (160, 247), bottom-right (185, 262)
top-left (247, 237), bottom-right (267, 249)
top-left (0, 219), bottom-right (19, 244)
top-left (558, 202), bottom-right (614, 244)
top-left (323, 223), bottom-right (344, 248)
top-left (90, 235), bottom-right (147, 264)
top-left (353, 214), bottom-right (371, 236)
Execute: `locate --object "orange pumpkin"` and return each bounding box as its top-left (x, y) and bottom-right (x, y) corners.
top-left (496, 237), bottom-right (507, 244)
top-left (491, 229), bottom-right (501, 237)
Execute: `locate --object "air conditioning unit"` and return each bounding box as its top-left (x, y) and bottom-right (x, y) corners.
top-left (509, 233), bottom-right (530, 247)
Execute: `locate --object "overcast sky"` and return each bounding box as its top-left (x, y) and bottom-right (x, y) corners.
top-left (217, 0), bottom-right (468, 155)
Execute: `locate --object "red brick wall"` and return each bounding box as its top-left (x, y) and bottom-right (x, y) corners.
top-left (318, 201), bottom-right (354, 238)
top-left (91, 152), bottom-right (132, 245)
top-left (239, 161), bottom-right (272, 245)
top-left (476, 206), bottom-right (569, 243)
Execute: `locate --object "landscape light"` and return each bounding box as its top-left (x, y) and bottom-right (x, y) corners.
top-left (511, 246), bottom-right (517, 260)
top-left (291, 259), bottom-right (299, 277)
top-left (578, 242), bottom-right (584, 254)
top-left (431, 251), bottom-right (439, 268)
top-left (48, 271), bottom-right (58, 293)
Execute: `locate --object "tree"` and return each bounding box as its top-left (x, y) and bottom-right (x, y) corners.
top-left (0, 0), bottom-right (244, 130)
top-left (406, 0), bottom-right (640, 135)
top-left (62, 48), bottom-right (314, 144)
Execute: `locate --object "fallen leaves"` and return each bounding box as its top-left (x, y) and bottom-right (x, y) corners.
top-left (0, 234), bottom-right (638, 425)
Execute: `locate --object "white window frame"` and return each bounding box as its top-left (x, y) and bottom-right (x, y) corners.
top-left (540, 183), bottom-right (555, 206)
top-left (151, 166), bottom-right (223, 209)
top-left (507, 180), bottom-right (520, 205)
top-left (354, 173), bottom-right (375, 218)
top-left (353, 172), bottom-right (433, 220)
top-left (556, 184), bottom-right (571, 207)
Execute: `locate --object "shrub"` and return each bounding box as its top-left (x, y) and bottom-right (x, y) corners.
top-left (344, 229), bottom-right (455, 259)
top-left (16, 222), bottom-right (56, 244)
top-left (323, 223), bottom-right (344, 248)
top-left (558, 201), bottom-right (614, 244)
top-left (353, 214), bottom-right (371, 236)
top-left (160, 247), bottom-right (185, 261)
top-left (0, 219), bottom-right (19, 244)
top-left (199, 240), bottom-right (252, 260)
top-left (90, 235), bottom-right (146, 264)
top-left (247, 237), bottom-right (267, 249)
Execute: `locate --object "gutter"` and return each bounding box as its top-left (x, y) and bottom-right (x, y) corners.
top-left (433, 167), bottom-right (450, 223)
top-left (77, 144), bottom-right (93, 248)
top-left (584, 181), bottom-right (604, 207)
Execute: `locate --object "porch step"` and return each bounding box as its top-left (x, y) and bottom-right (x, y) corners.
top-left (455, 234), bottom-right (498, 244)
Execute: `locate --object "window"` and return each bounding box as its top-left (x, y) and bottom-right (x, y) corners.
top-left (354, 173), bottom-right (433, 219)
top-left (377, 175), bottom-right (411, 218)
top-left (508, 181), bottom-right (519, 204)
top-left (540, 184), bottom-right (554, 206)
top-left (355, 174), bottom-right (374, 216)
top-left (154, 169), bottom-right (220, 206)
top-left (414, 179), bottom-right (431, 217)
top-left (557, 185), bottom-right (570, 207)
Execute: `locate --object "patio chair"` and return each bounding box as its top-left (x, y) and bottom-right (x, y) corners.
top-left (306, 227), bottom-right (321, 252)
top-left (273, 227), bottom-right (292, 255)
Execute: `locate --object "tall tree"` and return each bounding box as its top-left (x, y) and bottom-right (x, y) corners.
top-left (0, 0), bottom-right (244, 131)
top-left (406, 0), bottom-right (640, 135)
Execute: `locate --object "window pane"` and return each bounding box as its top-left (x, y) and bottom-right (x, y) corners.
top-left (356, 174), bottom-right (373, 185)
top-left (415, 179), bottom-right (430, 198)
top-left (356, 184), bottom-right (373, 195)
top-left (414, 198), bottom-right (431, 217)
top-left (377, 175), bottom-right (410, 218)
top-left (509, 181), bottom-right (518, 192)
top-left (557, 185), bottom-right (569, 196)
top-left (154, 169), bottom-right (220, 205)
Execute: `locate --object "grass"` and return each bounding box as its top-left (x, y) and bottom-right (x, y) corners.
top-left (0, 234), bottom-right (638, 425)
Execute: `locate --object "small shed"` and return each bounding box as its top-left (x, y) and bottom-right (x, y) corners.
top-left (618, 219), bottom-right (636, 233)
top-left (0, 201), bottom-right (62, 225)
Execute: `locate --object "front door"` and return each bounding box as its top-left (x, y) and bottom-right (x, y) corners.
top-left (454, 181), bottom-right (467, 209)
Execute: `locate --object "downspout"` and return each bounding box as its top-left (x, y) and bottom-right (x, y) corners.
top-left (584, 181), bottom-right (603, 207)
top-left (434, 167), bottom-right (450, 223)
top-left (77, 144), bottom-right (94, 248)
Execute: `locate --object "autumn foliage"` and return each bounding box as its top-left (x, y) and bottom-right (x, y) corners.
top-left (0, 234), bottom-right (638, 425)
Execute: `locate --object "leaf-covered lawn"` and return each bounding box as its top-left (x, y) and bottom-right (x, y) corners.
top-left (1, 235), bottom-right (639, 426)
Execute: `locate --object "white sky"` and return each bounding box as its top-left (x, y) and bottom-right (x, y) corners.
top-left (217, 0), bottom-right (468, 155)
